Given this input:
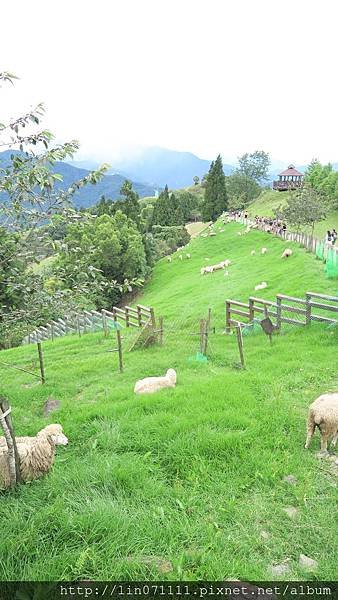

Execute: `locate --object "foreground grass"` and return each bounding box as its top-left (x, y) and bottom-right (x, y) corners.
top-left (0, 221), bottom-right (337, 581)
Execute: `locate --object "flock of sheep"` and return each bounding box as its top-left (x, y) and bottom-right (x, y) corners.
top-left (0, 218), bottom-right (335, 492)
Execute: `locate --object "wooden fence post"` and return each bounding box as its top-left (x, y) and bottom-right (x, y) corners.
top-left (125, 307), bottom-right (130, 328)
top-left (150, 307), bottom-right (156, 329)
top-left (37, 342), bottom-right (45, 384)
top-left (137, 305), bottom-right (142, 327)
top-left (249, 298), bottom-right (254, 322)
top-left (159, 316), bottom-right (164, 345)
top-left (0, 399), bottom-right (21, 486)
top-left (236, 325), bottom-right (245, 369)
top-left (276, 296), bottom-right (282, 331)
top-left (225, 301), bottom-right (231, 334)
top-left (305, 293), bottom-right (312, 325)
top-left (116, 329), bottom-right (123, 373)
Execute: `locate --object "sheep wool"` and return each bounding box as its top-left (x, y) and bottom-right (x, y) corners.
top-left (261, 247), bottom-right (267, 255)
top-left (282, 248), bottom-right (293, 258)
top-left (305, 392), bottom-right (338, 452)
top-left (134, 369), bottom-right (177, 394)
top-left (251, 250), bottom-right (256, 256)
top-left (0, 424), bottom-right (68, 489)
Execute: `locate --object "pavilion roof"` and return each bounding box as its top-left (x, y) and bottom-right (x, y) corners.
top-left (278, 164), bottom-right (303, 176)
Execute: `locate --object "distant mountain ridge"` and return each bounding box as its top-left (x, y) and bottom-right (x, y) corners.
top-left (0, 151), bottom-right (156, 208)
top-left (70, 147), bottom-right (234, 190)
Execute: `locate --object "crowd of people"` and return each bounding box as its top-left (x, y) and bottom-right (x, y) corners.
top-left (325, 229), bottom-right (337, 246)
top-left (229, 211), bottom-right (337, 248)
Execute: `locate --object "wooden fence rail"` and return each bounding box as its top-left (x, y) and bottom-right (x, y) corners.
top-left (22, 304), bottom-right (154, 345)
top-left (225, 291), bottom-right (338, 332)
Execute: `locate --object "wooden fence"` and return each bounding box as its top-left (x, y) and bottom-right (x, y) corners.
top-left (225, 291), bottom-right (338, 332)
top-left (22, 304), bottom-right (155, 344)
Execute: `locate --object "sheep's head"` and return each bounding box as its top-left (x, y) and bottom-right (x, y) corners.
top-left (166, 369), bottom-right (177, 384)
top-left (38, 424), bottom-right (68, 446)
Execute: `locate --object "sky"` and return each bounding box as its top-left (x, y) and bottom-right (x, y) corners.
top-left (1, 0), bottom-right (337, 166)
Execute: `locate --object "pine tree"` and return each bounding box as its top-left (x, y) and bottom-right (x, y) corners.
top-left (201, 155), bottom-right (228, 221)
top-left (151, 185), bottom-right (172, 226)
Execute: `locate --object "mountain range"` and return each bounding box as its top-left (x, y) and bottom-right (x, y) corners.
top-left (0, 150), bottom-right (156, 208)
top-left (69, 146), bottom-right (234, 190)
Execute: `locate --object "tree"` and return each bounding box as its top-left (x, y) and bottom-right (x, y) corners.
top-left (305, 160), bottom-right (338, 208)
top-left (118, 180), bottom-right (141, 227)
top-left (193, 175), bottom-right (200, 185)
top-left (280, 185), bottom-right (329, 236)
top-left (0, 72), bottom-right (120, 345)
top-left (237, 150), bottom-right (270, 182)
top-left (151, 185), bottom-right (173, 226)
top-left (201, 155), bottom-right (228, 221)
top-left (226, 172), bottom-right (261, 208)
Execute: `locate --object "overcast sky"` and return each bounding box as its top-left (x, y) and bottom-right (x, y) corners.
top-left (1, 0), bottom-right (337, 166)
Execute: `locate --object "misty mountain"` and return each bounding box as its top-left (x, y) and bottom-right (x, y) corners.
top-left (71, 147), bottom-right (234, 190)
top-left (0, 151), bottom-right (156, 208)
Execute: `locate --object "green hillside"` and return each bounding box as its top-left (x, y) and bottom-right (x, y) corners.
top-left (247, 189), bottom-right (338, 239)
top-left (0, 221), bottom-right (337, 580)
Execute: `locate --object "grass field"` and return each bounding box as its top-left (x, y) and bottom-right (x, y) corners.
top-left (0, 221), bottom-right (337, 581)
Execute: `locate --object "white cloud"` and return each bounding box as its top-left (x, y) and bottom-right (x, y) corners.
top-left (1, 0), bottom-right (337, 165)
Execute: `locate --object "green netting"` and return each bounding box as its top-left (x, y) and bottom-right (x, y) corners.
top-left (316, 242), bottom-right (324, 260)
top-left (325, 247), bottom-right (338, 278)
top-left (242, 319), bottom-right (262, 336)
top-left (188, 352), bottom-right (208, 363)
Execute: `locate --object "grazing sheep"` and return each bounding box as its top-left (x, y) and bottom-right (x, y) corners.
top-left (219, 228), bottom-right (225, 232)
top-left (282, 248), bottom-right (293, 258)
top-left (201, 266), bottom-right (214, 275)
top-left (237, 232), bottom-right (242, 236)
top-left (305, 393), bottom-right (338, 453)
top-left (201, 233), bottom-right (208, 238)
top-left (209, 232), bottom-right (216, 237)
top-left (167, 256), bottom-right (172, 263)
top-left (223, 259), bottom-right (231, 267)
top-left (134, 369), bottom-right (177, 394)
top-left (186, 253), bottom-right (191, 259)
top-left (261, 247), bottom-right (267, 255)
top-left (251, 250), bottom-right (256, 256)
top-left (254, 281), bottom-right (267, 291)
top-left (0, 424), bottom-right (68, 489)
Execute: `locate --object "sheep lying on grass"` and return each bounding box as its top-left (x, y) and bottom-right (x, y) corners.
top-left (134, 369), bottom-right (177, 394)
top-left (255, 282), bottom-right (267, 291)
top-left (0, 424), bottom-right (68, 489)
top-left (201, 259), bottom-right (230, 274)
top-left (305, 393), bottom-right (338, 453)
top-left (282, 248), bottom-right (293, 258)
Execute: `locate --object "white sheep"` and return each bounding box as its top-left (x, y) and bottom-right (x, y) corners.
top-left (305, 392), bottom-right (338, 453)
top-left (201, 233), bottom-right (208, 238)
top-left (167, 256), bottom-right (172, 263)
top-left (0, 424), bottom-right (68, 490)
top-left (201, 266), bottom-right (214, 275)
top-left (223, 259), bottom-right (231, 267)
top-left (219, 228), bottom-right (225, 233)
top-left (254, 282), bottom-right (267, 291)
top-left (251, 250), bottom-right (256, 256)
top-left (209, 232), bottom-right (216, 237)
top-left (237, 232), bottom-right (242, 236)
top-left (134, 369), bottom-right (177, 394)
top-left (186, 253), bottom-right (191, 259)
top-left (261, 247), bottom-right (267, 255)
top-left (282, 248), bottom-right (293, 258)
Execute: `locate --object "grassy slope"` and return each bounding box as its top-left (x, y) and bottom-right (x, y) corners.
top-left (0, 221), bottom-right (337, 581)
top-left (248, 190), bottom-right (338, 239)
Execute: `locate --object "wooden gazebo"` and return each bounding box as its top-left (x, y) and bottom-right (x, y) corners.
top-left (273, 165), bottom-right (304, 191)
